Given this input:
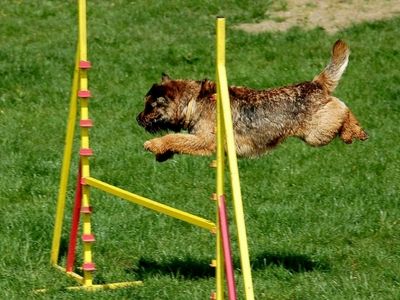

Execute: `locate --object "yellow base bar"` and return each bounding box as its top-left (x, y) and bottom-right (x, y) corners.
top-left (65, 281), bottom-right (143, 292)
top-left (53, 264), bottom-right (84, 283)
top-left (84, 177), bottom-right (216, 231)
top-left (36, 281), bottom-right (143, 293)
top-left (36, 264), bottom-right (142, 293)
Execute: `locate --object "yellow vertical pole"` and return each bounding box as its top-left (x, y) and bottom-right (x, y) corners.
top-left (50, 44), bottom-right (80, 265)
top-left (215, 17), bottom-right (226, 299)
top-left (216, 17), bottom-right (255, 300)
top-left (215, 83), bottom-right (226, 300)
top-left (78, 0), bottom-right (95, 286)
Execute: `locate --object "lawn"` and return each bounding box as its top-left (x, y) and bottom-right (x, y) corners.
top-left (0, 1), bottom-right (399, 299)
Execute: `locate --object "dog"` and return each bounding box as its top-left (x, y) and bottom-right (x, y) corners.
top-left (137, 40), bottom-right (368, 162)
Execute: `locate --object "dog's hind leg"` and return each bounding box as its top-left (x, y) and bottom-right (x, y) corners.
top-left (300, 98), bottom-right (348, 146)
top-left (300, 97), bottom-right (368, 146)
top-left (339, 110), bottom-right (368, 144)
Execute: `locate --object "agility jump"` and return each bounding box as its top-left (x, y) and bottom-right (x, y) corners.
top-left (49, 1), bottom-right (254, 299)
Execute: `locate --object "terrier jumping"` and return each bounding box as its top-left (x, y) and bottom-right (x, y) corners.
top-left (137, 40), bottom-right (368, 162)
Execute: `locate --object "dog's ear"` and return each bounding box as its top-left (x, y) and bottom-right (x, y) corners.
top-left (161, 73), bottom-right (171, 83)
top-left (199, 79), bottom-right (216, 99)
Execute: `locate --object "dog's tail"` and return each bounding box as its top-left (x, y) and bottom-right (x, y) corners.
top-left (313, 40), bottom-right (350, 94)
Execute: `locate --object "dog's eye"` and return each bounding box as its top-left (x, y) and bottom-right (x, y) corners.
top-left (148, 97), bottom-right (166, 109)
top-left (156, 97), bottom-right (167, 105)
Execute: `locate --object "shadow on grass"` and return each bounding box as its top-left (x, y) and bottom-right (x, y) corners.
top-left (59, 238), bottom-right (69, 258)
top-left (128, 252), bottom-right (329, 280)
top-left (251, 252), bottom-right (330, 273)
top-left (128, 257), bottom-right (215, 280)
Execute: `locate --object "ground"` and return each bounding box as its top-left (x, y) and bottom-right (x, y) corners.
top-left (235, 0), bottom-right (400, 34)
top-left (1, 1), bottom-right (399, 299)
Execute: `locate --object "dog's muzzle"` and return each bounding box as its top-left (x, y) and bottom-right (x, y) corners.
top-left (136, 112), bottom-right (146, 128)
top-left (136, 112), bottom-right (163, 133)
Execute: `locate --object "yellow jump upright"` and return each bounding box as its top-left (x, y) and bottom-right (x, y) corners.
top-left (215, 17), bottom-right (255, 300)
top-left (48, 2), bottom-right (254, 298)
top-left (49, 0), bottom-right (143, 291)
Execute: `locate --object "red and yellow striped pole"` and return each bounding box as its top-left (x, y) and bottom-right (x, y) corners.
top-left (77, 0), bottom-right (96, 287)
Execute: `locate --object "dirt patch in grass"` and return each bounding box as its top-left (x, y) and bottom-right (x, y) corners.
top-left (235, 0), bottom-right (400, 34)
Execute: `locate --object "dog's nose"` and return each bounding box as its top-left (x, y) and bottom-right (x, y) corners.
top-left (136, 113), bottom-right (144, 126)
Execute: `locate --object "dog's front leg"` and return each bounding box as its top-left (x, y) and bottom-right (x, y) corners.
top-left (144, 133), bottom-right (215, 162)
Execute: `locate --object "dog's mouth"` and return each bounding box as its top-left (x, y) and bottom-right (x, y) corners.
top-left (143, 120), bottom-right (165, 133)
top-left (136, 114), bottom-right (180, 134)
top-left (136, 115), bottom-right (162, 133)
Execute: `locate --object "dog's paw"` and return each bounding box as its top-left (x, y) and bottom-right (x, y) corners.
top-left (144, 138), bottom-right (174, 162)
top-left (144, 138), bottom-right (163, 154)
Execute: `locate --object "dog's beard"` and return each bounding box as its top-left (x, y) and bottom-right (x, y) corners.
top-left (140, 118), bottom-right (181, 134)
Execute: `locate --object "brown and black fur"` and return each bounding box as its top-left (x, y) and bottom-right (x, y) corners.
top-left (137, 40), bottom-right (368, 162)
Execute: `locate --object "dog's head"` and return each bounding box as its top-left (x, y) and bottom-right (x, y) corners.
top-left (137, 74), bottom-right (214, 133)
top-left (136, 74), bottom-right (183, 133)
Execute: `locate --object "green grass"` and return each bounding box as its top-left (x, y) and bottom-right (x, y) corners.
top-left (1, 1), bottom-right (399, 299)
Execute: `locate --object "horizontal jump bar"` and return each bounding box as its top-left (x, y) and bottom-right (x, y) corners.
top-left (83, 177), bottom-right (216, 232)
